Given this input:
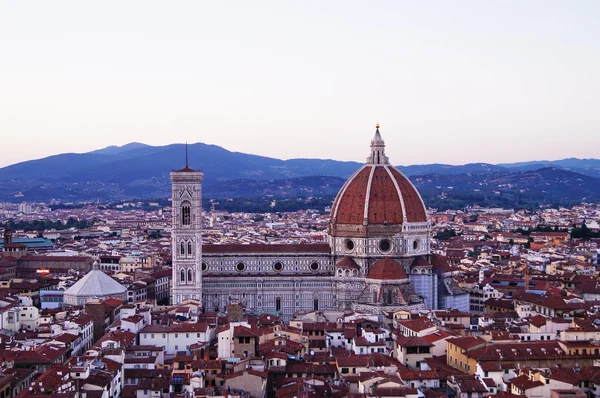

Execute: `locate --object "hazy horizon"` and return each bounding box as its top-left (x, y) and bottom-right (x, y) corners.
top-left (2, 139), bottom-right (598, 169)
top-left (2, 1), bottom-right (599, 168)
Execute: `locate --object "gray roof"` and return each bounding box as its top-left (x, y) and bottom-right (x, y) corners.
top-left (0, 238), bottom-right (54, 249)
top-left (64, 269), bottom-right (126, 297)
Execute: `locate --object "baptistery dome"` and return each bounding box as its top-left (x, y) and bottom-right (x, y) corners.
top-left (329, 125), bottom-right (428, 239)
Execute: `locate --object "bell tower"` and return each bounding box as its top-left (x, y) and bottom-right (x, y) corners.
top-left (170, 146), bottom-right (204, 305)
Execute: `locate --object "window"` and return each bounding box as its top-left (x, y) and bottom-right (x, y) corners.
top-left (385, 289), bottom-right (393, 305)
top-left (314, 298), bottom-right (319, 311)
top-left (344, 239), bottom-right (354, 251)
top-left (275, 297), bottom-right (281, 312)
top-left (181, 202), bottom-right (191, 226)
top-left (188, 242), bottom-right (193, 256)
top-left (188, 269), bottom-right (192, 284)
top-left (180, 270), bottom-right (185, 283)
top-left (379, 239), bottom-right (391, 253)
top-left (180, 242), bottom-right (185, 256)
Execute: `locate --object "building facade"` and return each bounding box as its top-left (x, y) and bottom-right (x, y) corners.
top-left (171, 125), bottom-right (468, 319)
top-left (170, 163), bottom-right (204, 305)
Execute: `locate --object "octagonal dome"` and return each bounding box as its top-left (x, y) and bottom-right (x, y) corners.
top-left (63, 267), bottom-right (127, 306)
top-left (329, 125), bottom-right (428, 237)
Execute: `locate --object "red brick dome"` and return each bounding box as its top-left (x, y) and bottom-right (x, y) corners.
top-left (367, 257), bottom-right (408, 280)
top-left (329, 126), bottom-right (427, 237)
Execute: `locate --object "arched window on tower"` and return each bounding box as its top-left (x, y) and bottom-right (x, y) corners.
top-left (275, 297), bottom-right (281, 312)
top-left (188, 269), bottom-right (193, 284)
top-left (181, 202), bottom-right (191, 226)
top-left (180, 242), bottom-right (185, 256)
top-left (372, 289), bottom-right (378, 303)
top-left (314, 298), bottom-right (319, 311)
top-left (188, 242), bottom-right (193, 257)
top-left (180, 269), bottom-right (186, 283)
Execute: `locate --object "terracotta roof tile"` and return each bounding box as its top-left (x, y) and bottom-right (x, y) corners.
top-left (367, 257), bottom-right (408, 280)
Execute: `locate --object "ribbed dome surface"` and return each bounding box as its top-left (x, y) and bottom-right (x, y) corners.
top-left (329, 126), bottom-right (427, 233)
top-left (367, 257), bottom-right (408, 280)
top-left (330, 164), bottom-right (427, 226)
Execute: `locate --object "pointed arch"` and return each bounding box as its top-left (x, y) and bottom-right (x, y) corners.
top-left (181, 201), bottom-right (191, 226)
top-left (180, 269), bottom-right (186, 283)
top-left (188, 269), bottom-right (193, 284)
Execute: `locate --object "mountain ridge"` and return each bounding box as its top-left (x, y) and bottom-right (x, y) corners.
top-left (1, 142), bottom-right (599, 206)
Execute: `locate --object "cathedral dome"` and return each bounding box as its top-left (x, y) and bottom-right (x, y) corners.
top-left (367, 257), bottom-right (408, 280)
top-left (329, 125), bottom-right (428, 237)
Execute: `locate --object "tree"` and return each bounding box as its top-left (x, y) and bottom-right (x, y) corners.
top-left (525, 236), bottom-right (534, 249)
top-left (434, 228), bottom-right (457, 241)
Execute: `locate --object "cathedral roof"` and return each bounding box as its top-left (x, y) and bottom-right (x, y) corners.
top-left (335, 256), bottom-right (360, 268)
top-left (64, 269), bottom-right (126, 298)
top-left (367, 257), bottom-right (408, 280)
top-left (412, 256), bottom-right (432, 267)
top-left (203, 243), bottom-right (330, 254)
top-left (329, 125), bottom-right (427, 236)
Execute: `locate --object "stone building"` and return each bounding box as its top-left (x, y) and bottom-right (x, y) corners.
top-left (171, 125), bottom-right (468, 320)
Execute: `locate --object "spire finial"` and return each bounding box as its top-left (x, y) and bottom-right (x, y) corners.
top-left (185, 142), bottom-right (189, 168)
top-left (367, 123), bottom-right (389, 165)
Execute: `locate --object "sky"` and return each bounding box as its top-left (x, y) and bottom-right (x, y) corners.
top-left (1, 1), bottom-right (599, 168)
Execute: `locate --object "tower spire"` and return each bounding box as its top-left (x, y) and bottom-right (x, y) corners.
top-left (367, 123), bottom-right (389, 165)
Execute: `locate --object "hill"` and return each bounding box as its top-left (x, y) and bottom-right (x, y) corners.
top-left (1, 142), bottom-right (600, 208)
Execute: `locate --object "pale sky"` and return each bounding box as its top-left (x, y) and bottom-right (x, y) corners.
top-left (1, 1), bottom-right (599, 168)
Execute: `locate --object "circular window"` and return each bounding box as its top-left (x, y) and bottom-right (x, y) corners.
top-left (379, 239), bottom-right (391, 253)
top-left (310, 262), bottom-right (319, 271)
top-left (273, 262), bottom-right (283, 272)
top-left (345, 239), bottom-right (355, 251)
top-left (236, 262), bottom-right (246, 272)
top-left (201, 262), bottom-right (208, 272)
top-left (413, 240), bottom-right (419, 251)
